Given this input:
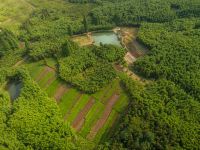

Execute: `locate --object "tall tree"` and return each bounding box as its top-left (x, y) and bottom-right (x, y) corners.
top-left (83, 15), bottom-right (88, 32)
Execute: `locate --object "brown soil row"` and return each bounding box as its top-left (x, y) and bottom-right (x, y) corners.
top-left (72, 98), bottom-right (95, 132)
top-left (54, 84), bottom-right (69, 103)
top-left (87, 94), bottom-right (120, 140)
top-left (36, 66), bottom-right (54, 82)
top-left (64, 93), bottom-right (83, 121)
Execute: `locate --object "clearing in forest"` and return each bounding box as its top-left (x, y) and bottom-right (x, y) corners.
top-left (72, 33), bottom-right (94, 46)
top-left (26, 60), bottom-right (129, 143)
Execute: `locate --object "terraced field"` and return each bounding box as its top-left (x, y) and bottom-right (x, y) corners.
top-left (26, 59), bottom-right (129, 143)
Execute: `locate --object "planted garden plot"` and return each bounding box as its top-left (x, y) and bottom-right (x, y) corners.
top-left (87, 94), bottom-right (120, 140)
top-left (79, 101), bottom-right (105, 137)
top-left (54, 84), bottom-right (70, 103)
top-left (58, 88), bottom-right (80, 117)
top-left (26, 62), bottom-right (129, 143)
top-left (35, 66), bottom-right (54, 82)
top-left (72, 98), bottom-right (95, 131)
top-left (45, 79), bottom-right (61, 97)
top-left (64, 93), bottom-right (83, 121)
top-left (67, 94), bottom-right (91, 124)
top-left (94, 110), bottom-right (118, 143)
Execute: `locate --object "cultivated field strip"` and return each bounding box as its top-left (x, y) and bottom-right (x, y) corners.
top-left (54, 84), bottom-right (70, 103)
top-left (35, 67), bottom-right (54, 82)
top-left (72, 98), bottom-right (95, 131)
top-left (64, 93), bottom-right (83, 121)
top-left (29, 63), bottom-right (129, 143)
top-left (87, 94), bottom-right (120, 140)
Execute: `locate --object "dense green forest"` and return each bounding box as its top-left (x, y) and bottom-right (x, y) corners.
top-left (59, 43), bottom-right (125, 93)
top-left (0, 28), bottom-right (18, 57)
top-left (0, 0), bottom-right (200, 149)
top-left (109, 77), bottom-right (200, 149)
top-left (0, 69), bottom-right (92, 149)
top-left (134, 19), bottom-right (200, 100)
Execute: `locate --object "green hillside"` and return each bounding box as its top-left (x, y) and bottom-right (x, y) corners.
top-left (0, 0), bottom-right (199, 149)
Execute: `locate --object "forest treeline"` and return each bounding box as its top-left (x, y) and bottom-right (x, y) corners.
top-left (89, 0), bottom-right (200, 25)
top-left (108, 77), bottom-right (200, 149)
top-left (134, 19), bottom-right (200, 100)
top-left (0, 28), bottom-right (18, 57)
top-left (0, 68), bottom-right (93, 149)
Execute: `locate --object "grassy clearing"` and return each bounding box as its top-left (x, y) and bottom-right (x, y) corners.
top-left (0, 0), bottom-right (34, 33)
top-left (79, 101), bottom-right (105, 137)
top-left (67, 94), bottom-right (91, 124)
top-left (58, 88), bottom-right (80, 117)
top-left (113, 93), bottom-right (129, 113)
top-left (26, 61), bottom-right (130, 143)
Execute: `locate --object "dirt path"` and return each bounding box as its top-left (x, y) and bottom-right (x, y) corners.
top-left (35, 66), bottom-right (54, 82)
top-left (87, 94), bottom-right (120, 140)
top-left (13, 56), bottom-right (28, 67)
top-left (64, 93), bottom-right (83, 121)
top-left (54, 84), bottom-right (69, 103)
top-left (72, 98), bottom-right (95, 132)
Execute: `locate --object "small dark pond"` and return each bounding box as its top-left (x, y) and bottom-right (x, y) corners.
top-left (6, 81), bottom-right (22, 101)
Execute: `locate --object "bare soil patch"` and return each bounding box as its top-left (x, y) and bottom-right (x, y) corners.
top-left (72, 32), bottom-right (94, 46)
top-left (54, 84), bottom-right (69, 103)
top-left (87, 94), bottom-right (120, 140)
top-left (72, 98), bottom-right (95, 131)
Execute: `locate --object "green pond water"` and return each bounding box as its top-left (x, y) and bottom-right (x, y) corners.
top-left (92, 32), bottom-right (121, 47)
top-left (7, 81), bottom-right (22, 101)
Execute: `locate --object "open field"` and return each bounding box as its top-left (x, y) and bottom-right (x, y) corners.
top-left (25, 59), bottom-right (129, 143)
top-left (0, 0), bottom-right (34, 33)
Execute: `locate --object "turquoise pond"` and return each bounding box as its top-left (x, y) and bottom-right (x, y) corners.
top-left (92, 32), bottom-right (121, 47)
